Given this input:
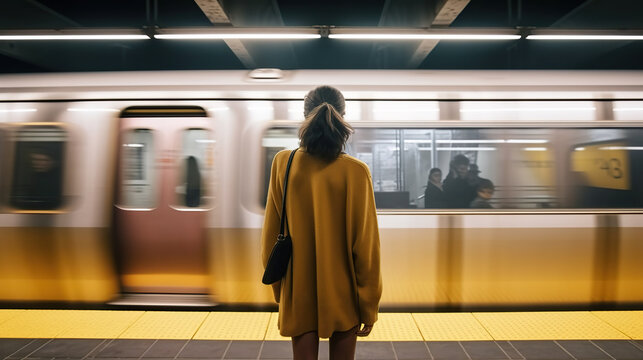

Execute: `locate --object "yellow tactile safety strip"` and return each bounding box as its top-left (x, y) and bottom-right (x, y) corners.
top-left (57, 311), bottom-right (144, 339)
top-left (413, 313), bottom-right (493, 341)
top-left (0, 310), bottom-right (640, 341)
top-left (264, 312), bottom-right (290, 341)
top-left (0, 310), bottom-right (75, 338)
top-left (193, 312), bottom-right (271, 340)
top-left (473, 312), bottom-right (629, 340)
top-left (363, 313), bottom-right (423, 341)
top-left (592, 311), bottom-right (643, 339)
top-left (265, 313), bottom-right (423, 341)
top-left (119, 311), bottom-right (208, 339)
top-left (0, 310), bottom-right (25, 325)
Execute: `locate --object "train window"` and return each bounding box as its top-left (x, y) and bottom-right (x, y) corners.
top-left (10, 125), bottom-right (66, 210)
top-left (460, 101), bottom-right (596, 121)
top-left (119, 129), bottom-right (157, 209)
top-left (614, 101), bottom-right (643, 121)
top-left (175, 129), bottom-right (213, 208)
top-left (569, 128), bottom-right (643, 208)
top-left (261, 127), bottom-right (643, 210)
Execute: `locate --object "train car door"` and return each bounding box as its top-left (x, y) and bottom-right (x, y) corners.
top-left (114, 106), bottom-right (213, 296)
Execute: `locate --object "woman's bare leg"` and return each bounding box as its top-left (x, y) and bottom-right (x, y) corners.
top-left (329, 326), bottom-right (358, 360)
top-left (292, 331), bottom-right (319, 360)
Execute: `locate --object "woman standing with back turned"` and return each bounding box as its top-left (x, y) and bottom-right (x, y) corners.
top-left (261, 86), bottom-right (382, 360)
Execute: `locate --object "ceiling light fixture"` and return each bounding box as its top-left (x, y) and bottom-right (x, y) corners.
top-left (328, 27), bottom-right (521, 40)
top-left (0, 29), bottom-right (149, 40)
top-left (526, 29), bottom-right (643, 41)
top-left (155, 27), bottom-right (321, 40)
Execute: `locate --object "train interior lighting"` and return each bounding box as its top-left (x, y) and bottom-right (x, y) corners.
top-left (614, 101), bottom-right (643, 121)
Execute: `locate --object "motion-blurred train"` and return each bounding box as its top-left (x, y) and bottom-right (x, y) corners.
top-left (0, 69), bottom-right (642, 310)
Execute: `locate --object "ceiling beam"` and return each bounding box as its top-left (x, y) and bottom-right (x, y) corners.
top-left (193, 0), bottom-right (256, 68)
top-left (25, 0), bottom-right (82, 27)
top-left (407, 0), bottom-right (471, 68)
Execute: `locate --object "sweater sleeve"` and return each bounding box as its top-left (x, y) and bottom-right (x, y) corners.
top-left (348, 164), bottom-right (383, 325)
top-left (261, 152), bottom-right (284, 303)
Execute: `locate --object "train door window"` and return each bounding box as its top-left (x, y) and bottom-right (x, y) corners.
top-left (10, 125), bottom-right (66, 210)
top-left (120, 129), bottom-right (157, 209)
top-left (175, 129), bottom-right (213, 208)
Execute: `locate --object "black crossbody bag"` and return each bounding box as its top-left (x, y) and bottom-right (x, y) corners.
top-left (262, 149), bottom-right (298, 285)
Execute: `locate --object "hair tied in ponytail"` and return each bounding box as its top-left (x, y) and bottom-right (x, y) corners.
top-left (300, 86), bottom-right (353, 161)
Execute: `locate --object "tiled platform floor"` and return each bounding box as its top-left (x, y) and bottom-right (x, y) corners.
top-left (1, 310), bottom-right (643, 359)
top-left (1, 338), bottom-right (643, 360)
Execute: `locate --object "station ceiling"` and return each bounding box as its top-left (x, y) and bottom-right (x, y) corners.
top-left (1, 0), bottom-right (642, 73)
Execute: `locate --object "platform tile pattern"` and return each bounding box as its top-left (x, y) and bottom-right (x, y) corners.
top-left (1, 310), bottom-right (643, 341)
top-left (1, 338), bottom-right (643, 359)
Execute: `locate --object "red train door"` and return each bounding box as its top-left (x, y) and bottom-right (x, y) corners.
top-left (114, 106), bottom-right (213, 296)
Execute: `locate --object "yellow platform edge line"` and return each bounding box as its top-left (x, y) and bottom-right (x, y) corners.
top-left (0, 310), bottom-right (641, 341)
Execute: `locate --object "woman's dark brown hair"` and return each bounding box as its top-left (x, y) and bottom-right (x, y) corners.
top-left (299, 86), bottom-right (353, 161)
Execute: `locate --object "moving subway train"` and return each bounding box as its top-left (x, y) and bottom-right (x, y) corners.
top-left (0, 70), bottom-right (642, 310)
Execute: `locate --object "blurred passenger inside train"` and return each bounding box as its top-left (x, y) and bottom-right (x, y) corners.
top-left (467, 164), bottom-right (483, 188)
top-left (424, 167), bottom-right (447, 208)
top-left (261, 86), bottom-right (382, 360)
top-left (470, 179), bottom-right (495, 209)
top-left (443, 154), bottom-right (477, 208)
top-left (11, 146), bottom-right (62, 210)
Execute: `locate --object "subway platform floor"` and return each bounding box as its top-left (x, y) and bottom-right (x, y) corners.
top-left (0, 310), bottom-right (642, 359)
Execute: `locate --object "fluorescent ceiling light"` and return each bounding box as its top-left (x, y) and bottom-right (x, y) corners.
top-left (330, 34), bottom-right (519, 40)
top-left (523, 147), bottom-right (548, 151)
top-left (526, 29), bottom-right (643, 41)
top-left (156, 33), bottom-right (320, 39)
top-left (0, 29), bottom-right (148, 40)
top-left (329, 27), bottom-right (520, 40)
top-left (528, 35), bottom-right (643, 40)
top-left (0, 35), bottom-right (148, 40)
top-left (155, 27), bottom-right (320, 40)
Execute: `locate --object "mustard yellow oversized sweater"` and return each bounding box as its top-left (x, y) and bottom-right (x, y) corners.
top-left (261, 149), bottom-right (382, 338)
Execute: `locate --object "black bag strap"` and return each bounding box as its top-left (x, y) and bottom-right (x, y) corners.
top-left (279, 149), bottom-right (298, 238)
